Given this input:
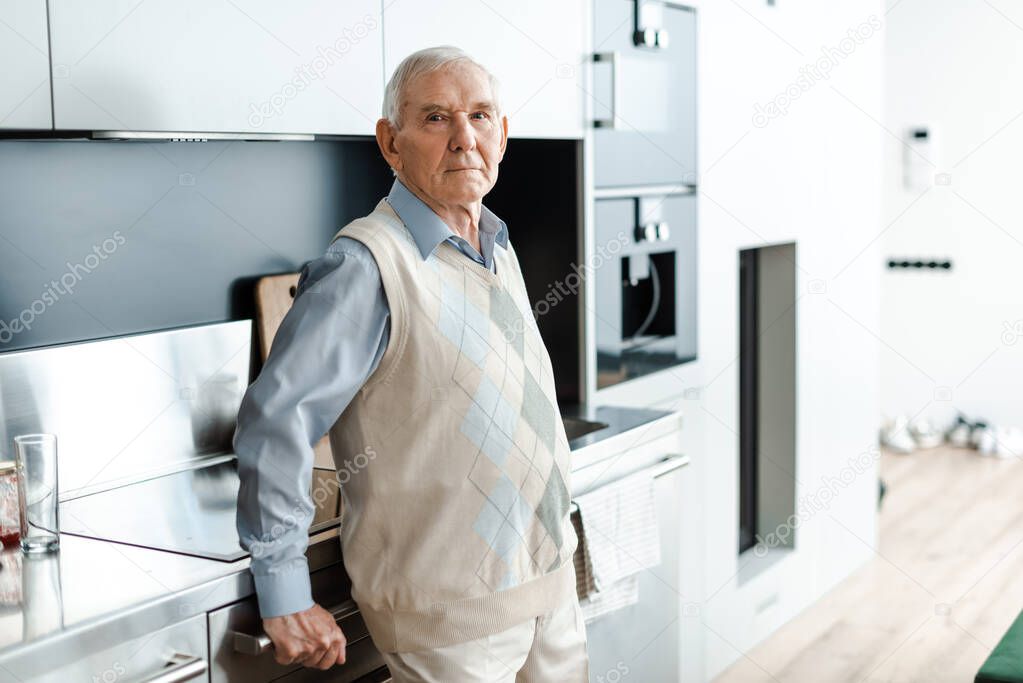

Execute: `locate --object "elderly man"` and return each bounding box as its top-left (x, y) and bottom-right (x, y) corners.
top-left (232, 46), bottom-right (589, 682)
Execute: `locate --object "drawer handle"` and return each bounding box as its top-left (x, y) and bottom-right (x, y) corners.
top-left (651, 453), bottom-right (689, 478)
top-left (233, 599), bottom-right (362, 656)
top-left (569, 453), bottom-right (690, 504)
top-left (134, 653), bottom-right (207, 683)
top-left (592, 51), bottom-right (619, 129)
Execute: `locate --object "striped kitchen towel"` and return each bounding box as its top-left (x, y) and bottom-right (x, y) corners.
top-left (572, 466), bottom-right (658, 593)
top-left (579, 575), bottom-right (640, 623)
top-left (573, 509), bottom-right (639, 622)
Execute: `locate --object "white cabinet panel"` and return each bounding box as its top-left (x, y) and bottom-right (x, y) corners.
top-left (49, 0), bottom-right (382, 135)
top-left (0, 0), bottom-right (52, 129)
top-left (383, 0), bottom-right (586, 139)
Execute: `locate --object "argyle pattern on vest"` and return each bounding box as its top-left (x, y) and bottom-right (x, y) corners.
top-left (325, 198), bottom-right (577, 652)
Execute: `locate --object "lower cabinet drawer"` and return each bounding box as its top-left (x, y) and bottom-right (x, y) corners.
top-left (0, 613), bottom-right (208, 682)
top-left (208, 562), bottom-right (384, 683)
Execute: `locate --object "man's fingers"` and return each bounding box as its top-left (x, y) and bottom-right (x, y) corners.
top-left (312, 639), bottom-right (342, 670)
top-left (273, 643), bottom-right (300, 667)
top-left (262, 605), bottom-right (347, 670)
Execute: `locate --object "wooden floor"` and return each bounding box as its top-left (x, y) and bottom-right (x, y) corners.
top-left (714, 445), bottom-right (1023, 683)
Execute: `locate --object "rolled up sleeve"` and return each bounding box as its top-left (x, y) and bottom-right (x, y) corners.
top-left (233, 238), bottom-right (389, 618)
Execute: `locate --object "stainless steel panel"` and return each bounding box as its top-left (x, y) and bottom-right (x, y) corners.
top-left (0, 320), bottom-right (252, 500)
top-left (209, 562), bottom-right (383, 683)
top-left (593, 193), bottom-right (697, 386)
top-left (92, 131), bottom-right (315, 141)
top-left (60, 456), bottom-right (246, 561)
top-left (593, 0), bottom-right (697, 188)
top-left (0, 526), bottom-right (343, 666)
top-left (0, 613), bottom-right (208, 683)
top-left (58, 456), bottom-right (339, 562)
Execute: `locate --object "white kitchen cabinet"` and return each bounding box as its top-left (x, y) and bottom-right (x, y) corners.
top-left (382, 0), bottom-right (586, 139)
top-left (48, 0), bottom-right (383, 135)
top-left (0, 0), bottom-right (52, 129)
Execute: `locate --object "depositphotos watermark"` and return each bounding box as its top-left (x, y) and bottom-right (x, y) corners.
top-left (752, 15), bottom-right (882, 128)
top-left (500, 230), bottom-right (630, 343)
top-left (246, 445), bottom-right (377, 558)
top-left (248, 14), bottom-right (379, 128)
top-left (0, 230), bottom-right (127, 345)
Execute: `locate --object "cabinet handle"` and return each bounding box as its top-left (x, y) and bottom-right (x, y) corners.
top-left (570, 453), bottom-right (690, 507)
top-left (134, 653), bottom-right (207, 683)
top-left (592, 51), bottom-right (619, 129)
top-left (651, 453), bottom-right (689, 478)
top-left (233, 599), bottom-right (361, 656)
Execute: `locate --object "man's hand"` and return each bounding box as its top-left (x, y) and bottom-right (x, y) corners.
top-left (263, 603), bottom-right (347, 670)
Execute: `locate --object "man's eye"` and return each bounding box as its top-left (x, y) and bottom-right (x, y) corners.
top-left (427, 114), bottom-right (444, 122)
top-left (472, 112), bottom-right (489, 119)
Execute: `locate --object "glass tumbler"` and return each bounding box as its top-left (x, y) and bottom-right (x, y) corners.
top-left (13, 434), bottom-right (59, 554)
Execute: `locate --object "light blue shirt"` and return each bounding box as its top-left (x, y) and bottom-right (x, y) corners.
top-left (234, 177), bottom-right (509, 618)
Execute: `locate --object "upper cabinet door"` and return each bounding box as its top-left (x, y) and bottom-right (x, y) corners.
top-left (383, 0), bottom-right (586, 140)
top-left (48, 0), bottom-right (383, 135)
top-left (0, 0), bottom-right (53, 130)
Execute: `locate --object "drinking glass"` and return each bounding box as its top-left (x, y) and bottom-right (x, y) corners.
top-left (13, 434), bottom-right (59, 554)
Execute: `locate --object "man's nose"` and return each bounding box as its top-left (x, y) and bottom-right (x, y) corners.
top-left (449, 114), bottom-right (477, 152)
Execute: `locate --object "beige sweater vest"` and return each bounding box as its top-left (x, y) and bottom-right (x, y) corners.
top-left (326, 198), bottom-right (578, 653)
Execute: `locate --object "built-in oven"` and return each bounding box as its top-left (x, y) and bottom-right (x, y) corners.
top-left (593, 189), bottom-right (697, 389)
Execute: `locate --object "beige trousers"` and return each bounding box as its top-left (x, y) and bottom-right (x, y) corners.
top-left (378, 597), bottom-right (590, 683)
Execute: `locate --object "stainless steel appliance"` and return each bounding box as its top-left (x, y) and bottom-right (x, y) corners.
top-left (591, 0), bottom-right (699, 389)
top-left (592, 1), bottom-right (697, 188)
top-left (594, 190), bottom-right (697, 389)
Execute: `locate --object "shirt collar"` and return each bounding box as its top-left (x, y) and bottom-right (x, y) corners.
top-left (384, 177), bottom-right (509, 261)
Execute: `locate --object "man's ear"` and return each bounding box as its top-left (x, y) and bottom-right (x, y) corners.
top-left (375, 118), bottom-right (402, 173)
top-left (498, 114), bottom-right (509, 161)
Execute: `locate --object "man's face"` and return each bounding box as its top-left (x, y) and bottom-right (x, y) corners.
top-left (378, 61), bottom-right (508, 207)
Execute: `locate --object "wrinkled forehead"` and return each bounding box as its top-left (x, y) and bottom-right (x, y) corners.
top-left (402, 62), bottom-right (496, 114)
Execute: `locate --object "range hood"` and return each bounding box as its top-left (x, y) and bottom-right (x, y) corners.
top-left (91, 130), bottom-right (315, 142)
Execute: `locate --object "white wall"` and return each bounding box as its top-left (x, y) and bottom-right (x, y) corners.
top-left (596, 1), bottom-right (884, 679)
top-left (882, 0), bottom-right (1023, 430)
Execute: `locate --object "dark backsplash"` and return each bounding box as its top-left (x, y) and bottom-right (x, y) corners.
top-left (0, 137), bottom-right (392, 352)
top-left (0, 136), bottom-right (581, 402)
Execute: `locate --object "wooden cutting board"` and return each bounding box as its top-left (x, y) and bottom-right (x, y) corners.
top-left (254, 272), bottom-right (336, 471)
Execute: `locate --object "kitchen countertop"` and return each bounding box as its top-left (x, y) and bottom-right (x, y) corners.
top-left (0, 403), bottom-right (682, 670)
top-left (0, 529), bottom-right (270, 670)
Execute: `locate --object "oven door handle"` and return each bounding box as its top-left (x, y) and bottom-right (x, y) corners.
top-left (232, 599), bottom-right (362, 656)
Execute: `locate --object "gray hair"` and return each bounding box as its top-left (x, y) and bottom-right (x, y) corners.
top-left (382, 45), bottom-right (501, 129)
